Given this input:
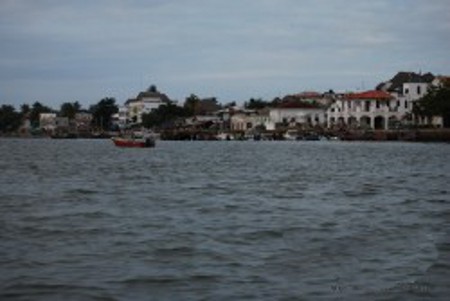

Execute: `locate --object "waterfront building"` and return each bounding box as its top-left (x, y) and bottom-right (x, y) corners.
top-left (328, 72), bottom-right (444, 130)
top-left (327, 90), bottom-right (396, 130)
top-left (39, 113), bottom-right (57, 132)
top-left (74, 112), bottom-right (93, 135)
top-left (269, 101), bottom-right (327, 129)
top-left (38, 113), bottom-right (70, 135)
top-left (230, 108), bottom-right (273, 131)
top-left (377, 72), bottom-right (434, 116)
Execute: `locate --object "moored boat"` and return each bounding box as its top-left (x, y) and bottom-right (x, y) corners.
top-left (111, 131), bottom-right (156, 148)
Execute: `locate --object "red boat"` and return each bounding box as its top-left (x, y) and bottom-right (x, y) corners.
top-left (111, 135), bottom-right (155, 148)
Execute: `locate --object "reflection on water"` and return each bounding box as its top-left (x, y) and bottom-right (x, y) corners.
top-left (0, 139), bottom-right (449, 300)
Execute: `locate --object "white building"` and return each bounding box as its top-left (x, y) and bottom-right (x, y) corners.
top-left (39, 113), bottom-right (70, 134)
top-left (125, 90), bottom-right (171, 124)
top-left (327, 90), bottom-right (400, 130)
top-left (112, 107), bottom-right (128, 129)
top-left (328, 71), bottom-right (440, 130)
top-left (230, 109), bottom-right (273, 131)
top-left (39, 113), bottom-right (57, 132)
top-left (269, 102), bottom-right (327, 128)
top-left (376, 72), bottom-right (435, 123)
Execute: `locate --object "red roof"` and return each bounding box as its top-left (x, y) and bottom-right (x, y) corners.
top-left (345, 90), bottom-right (392, 100)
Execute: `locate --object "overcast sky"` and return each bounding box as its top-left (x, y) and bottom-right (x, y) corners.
top-left (1, 0), bottom-right (449, 108)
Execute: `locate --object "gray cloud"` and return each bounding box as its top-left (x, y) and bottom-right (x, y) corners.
top-left (1, 0), bottom-right (449, 107)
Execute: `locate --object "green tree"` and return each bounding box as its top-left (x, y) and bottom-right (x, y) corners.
top-left (184, 94), bottom-right (201, 116)
top-left (89, 97), bottom-right (118, 130)
top-left (245, 98), bottom-right (268, 109)
top-left (223, 101), bottom-right (236, 108)
top-left (414, 82), bottom-right (450, 127)
top-left (142, 103), bottom-right (189, 128)
top-left (20, 104), bottom-right (30, 116)
top-left (60, 101), bottom-right (81, 119)
top-left (0, 105), bottom-right (22, 133)
top-left (147, 85), bottom-right (158, 93)
top-left (29, 102), bottom-right (53, 128)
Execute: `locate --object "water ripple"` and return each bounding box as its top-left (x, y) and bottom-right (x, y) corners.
top-left (1, 139), bottom-right (449, 300)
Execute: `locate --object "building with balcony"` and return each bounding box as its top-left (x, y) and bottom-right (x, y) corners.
top-left (327, 90), bottom-right (397, 130)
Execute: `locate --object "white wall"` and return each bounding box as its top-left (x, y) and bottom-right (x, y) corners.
top-left (269, 108), bottom-right (326, 126)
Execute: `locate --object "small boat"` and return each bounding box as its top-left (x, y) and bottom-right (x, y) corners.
top-left (111, 131), bottom-right (156, 148)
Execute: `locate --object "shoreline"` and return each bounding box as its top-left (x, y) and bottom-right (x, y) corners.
top-left (2, 129), bottom-right (450, 142)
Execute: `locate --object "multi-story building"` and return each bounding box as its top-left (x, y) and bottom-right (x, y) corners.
top-left (327, 90), bottom-right (396, 130)
top-left (124, 89), bottom-right (171, 124)
top-left (328, 72), bottom-right (440, 130)
top-left (377, 72), bottom-right (435, 115)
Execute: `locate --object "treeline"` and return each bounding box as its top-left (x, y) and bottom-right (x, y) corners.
top-left (0, 86), bottom-right (298, 134)
top-left (0, 98), bottom-right (119, 133)
top-left (140, 94), bottom-right (286, 128)
top-left (0, 92), bottom-right (284, 133)
top-left (2, 81), bottom-right (449, 133)
top-left (141, 94), bottom-right (224, 128)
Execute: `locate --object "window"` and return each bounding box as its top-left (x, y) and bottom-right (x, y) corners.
top-left (365, 101), bottom-right (370, 112)
top-left (376, 101), bottom-right (380, 109)
top-left (417, 86), bottom-right (422, 95)
top-left (405, 88), bottom-right (409, 94)
top-left (404, 101), bottom-right (408, 109)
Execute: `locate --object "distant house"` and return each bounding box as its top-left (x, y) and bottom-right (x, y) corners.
top-left (125, 89), bottom-right (171, 124)
top-left (17, 112), bottom-right (32, 136)
top-left (290, 91), bottom-right (334, 107)
top-left (230, 108), bottom-right (273, 132)
top-left (197, 97), bottom-right (222, 115)
top-left (39, 113), bottom-right (69, 134)
top-left (112, 106), bottom-right (128, 129)
top-left (432, 75), bottom-right (450, 87)
top-left (39, 113), bottom-right (57, 133)
top-left (327, 90), bottom-right (397, 130)
top-left (377, 72), bottom-right (435, 116)
top-left (375, 71), bottom-right (450, 128)
top-left (269, 98), bottom-right (327, 129)
top-left (74, 112), bottom-right (93, 134)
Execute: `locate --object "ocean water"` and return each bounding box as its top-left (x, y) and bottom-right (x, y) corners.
top-left (0, 138), bottom-right (449, 300)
